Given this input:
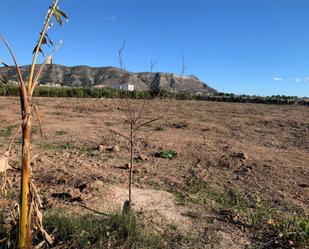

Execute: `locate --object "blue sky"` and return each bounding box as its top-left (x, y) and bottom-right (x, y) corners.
top-left (0, 0), bottom-right (309, 97)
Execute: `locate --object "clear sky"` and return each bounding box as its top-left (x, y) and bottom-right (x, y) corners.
top-left (0, 0), bottom-right (309, 97)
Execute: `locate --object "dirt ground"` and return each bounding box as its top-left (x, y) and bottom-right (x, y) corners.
top-left (0, 96), bottom-right (308, 248)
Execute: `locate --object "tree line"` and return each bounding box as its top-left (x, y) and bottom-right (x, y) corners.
top-left (0, 83), bottom-right (308, 106)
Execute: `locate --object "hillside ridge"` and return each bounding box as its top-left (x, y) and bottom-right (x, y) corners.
top-left (0, 64), bottom-right (217, 93)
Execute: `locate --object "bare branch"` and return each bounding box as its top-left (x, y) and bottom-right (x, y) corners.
top-left (133, 109), bottom-right (168, 132)
top-left (0, 33), bottom-right (27, 100)
top-left (0, 56), bottom-right (10, 68)
top-left (119, 98), bottom-right (135, 124)
top-left (118, 40), bottom-right (126, 71)
top-left (150, 58), bottom-right (158, 72)
top-left (134, 99), bottom-right (147, 123)
top-left (181, 53), bottom-right (187, 76)
top-left (110, 129), bottom-right (130, 141)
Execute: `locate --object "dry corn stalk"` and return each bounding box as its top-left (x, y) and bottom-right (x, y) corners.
top-left (0, 1), bottom-right (68, 248)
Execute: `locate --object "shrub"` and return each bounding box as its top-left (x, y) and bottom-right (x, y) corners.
top-left (155, 149), bottom-right (177, 160)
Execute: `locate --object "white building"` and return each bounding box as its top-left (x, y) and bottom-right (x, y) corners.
top-left (114, 83), bottom-right (134, 91)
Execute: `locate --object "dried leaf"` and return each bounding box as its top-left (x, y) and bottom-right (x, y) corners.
top-left (0, 32), bottom-right (27, 97)
top-left (0, 57), bottom-right (10, 68)
top-left (0, 155), bottom-right (11, 173)
top-left (56, 7), bottom-right (69, 19)
top-left (53, 7), bottom-right (68, 26)
top-left (31, 182), bottom-right (54, 245)
top-left (1, 62), bottom-right (10, 68)
top-left (40, 33), bottom-right (53, 47)
top-left (33, 104), bottom-right (43, 150)
top-left (32, 44), bottom-right (46, 57)
top-left (41, 36), bottom-right (47, 45)
top-left (45, 33), bottom-right (54, 46)
top-left (53, 10), bottom-right (63, 26)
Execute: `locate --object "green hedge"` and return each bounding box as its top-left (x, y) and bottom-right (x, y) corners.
top-left (0, 84), bottom-right (152, 99)
top-left (0, 84), bottom-right (308, 106)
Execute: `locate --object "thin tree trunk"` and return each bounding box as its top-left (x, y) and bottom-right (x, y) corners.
top-left (128, 128), bottom-right (134, 208)
top-left (19, 100), bottom-right (32, 249)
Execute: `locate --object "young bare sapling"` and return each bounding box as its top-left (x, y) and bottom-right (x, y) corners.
top-left (0, 1), bottom-right (68, 248)
top-left (111, 43), bottom-right (176, 213)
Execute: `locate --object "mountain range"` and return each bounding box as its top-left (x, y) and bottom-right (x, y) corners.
top-left (0, 64), bottom-right (217, 94)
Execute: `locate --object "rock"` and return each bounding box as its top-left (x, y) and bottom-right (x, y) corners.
top-left (298, 183), bottom-right (309, 188)
top-left (133, 168), bottom-right (140, 174)
top-left (112, 145), bottom-right (120, 152)
top-left (242, 167), bottom-right (251, 173)
top-left (56, 176), bottom-right (69, 184)
top-left (97, 144), bottom-right (107, 152)
top-left (137, 154), bottom-right (148, 161)
top-left (51, 192), bottom-right (73, 200)
top-left (38, 156), bottom-right (48, 163)
top-left (103, 145), bottom-right (120, 153)
top-left (71, 196), bottom-right (83, 202)
top-left (89, 179), bottom-right (104, 190)
top-left (232, 152), bottom-right (248, 160)
top-left (75, 183), bottom-right (87, 192)
top-left (218, 154), bottom-right (232, 168)
top-left (125, 163), bottom-right (131, 169)
top-left (201, 127), bottom-right (211, 132)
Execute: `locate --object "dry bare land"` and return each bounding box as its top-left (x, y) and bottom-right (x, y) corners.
top-left (0, 96), bottom-right (308, 248)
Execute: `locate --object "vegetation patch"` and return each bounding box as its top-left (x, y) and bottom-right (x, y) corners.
top-left (43, 211), bottom-right (162, 249)
top-left (0, 124), bottom-right (19, 139)
top-left (170, 179), bottom-right (309, 248)
top-left (0, 205), bottom-right (18, 249)
top-left (43, 142), bottom-right (93, 154)
top-left (55, 130), bottom-right (68, 136)
top-left (155, 149), bottom-right (177, 160)
top-left (0, 207), bottom-right (4, 241)
top-left (256, 214), bottom-right (309, 249)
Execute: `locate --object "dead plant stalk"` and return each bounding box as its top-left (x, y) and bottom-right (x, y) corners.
top-left (0, 1), bottom-right (68, 248)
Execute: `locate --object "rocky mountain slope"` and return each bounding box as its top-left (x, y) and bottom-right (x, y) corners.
top-left (0, 64), bottom-right (216, 93)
